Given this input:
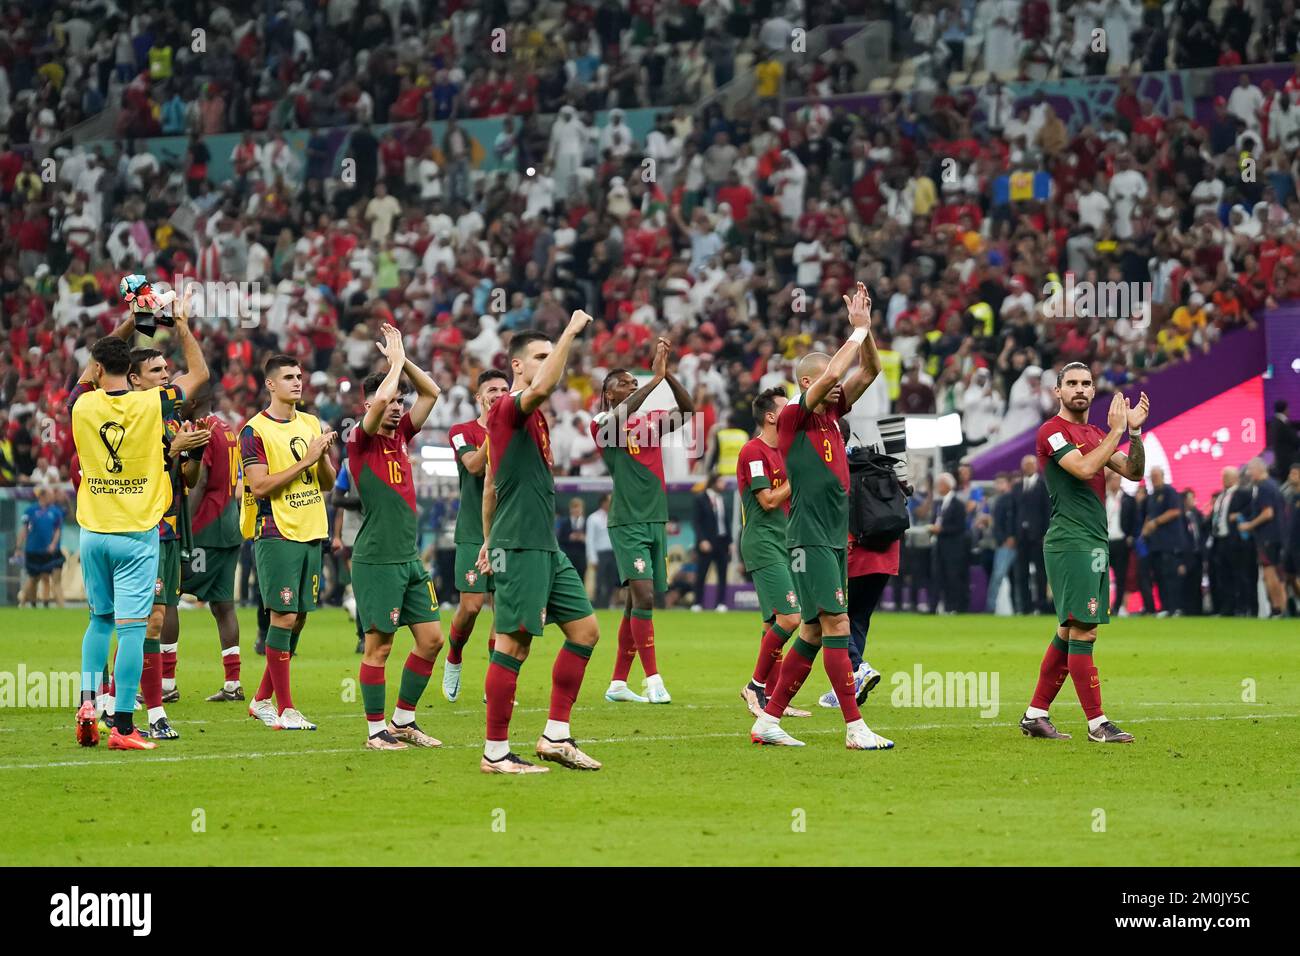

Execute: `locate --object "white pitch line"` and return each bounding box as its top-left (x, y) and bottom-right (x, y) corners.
top-left (0, 711), bottom-right (1293, 772)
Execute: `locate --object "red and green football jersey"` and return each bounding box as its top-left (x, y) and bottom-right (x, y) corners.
top-left (449, 418), bottom-right (487, 544)
top-left (192, 416), bottom-right (243, 548)
top-left (777, 392), bottom-right (850, 548)
top-left (486, 391), bottom-right (558, 552)
top-left (591, 410), bottom-right (668, 526)
top-left (347, 413), bottom-right (420, 563)
top-left (737, 436), bottom-right (789, 571)
top-left (1036, 415), bottom-right (1108, 552)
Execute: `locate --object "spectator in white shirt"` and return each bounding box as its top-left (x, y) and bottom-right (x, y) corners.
top-left (1077, 177), bottom-right (1113, 232)
top-left (793, 228), bottom-right (826, 290)
top-left (1227, 73), bottom-right (1265, 130)
top-left (364, 182), bottom-right (402, 241)
top-left (1107, 154), bottom-right (1148, 240)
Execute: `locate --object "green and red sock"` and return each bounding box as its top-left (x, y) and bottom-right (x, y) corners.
top-left (1030, 634), bottom-right (1071, 711)
top-left (550, 640), bottom-right (592, 723)
top-left (141, 638), bottom-right (163, 709)
top-left (752, 622), bottom-right (792, 686)
top-left (763, 637), bottom-right (818, 718)
top-left (260, 625), bottom-right (294, 713)
top-left (821, 638), bottom-right (861, 722)
top-left (359, 661), bottom-right (386, 733)
top-left (485, 651), bottom-right (521, 741)
top-left (1067, 639), bottom-right (1103, 720)
top-left (630, 608), bottom-right (657, 678)
top-left (394, 651), bottom-right (437, 723)
top-left (447, 626), bottom-right (469, 665)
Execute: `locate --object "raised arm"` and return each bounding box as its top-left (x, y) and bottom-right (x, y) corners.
top-left (1106, 391), bottom-right (1149, 481)
top-left (363, 323), bottom-right (406, 435)
top-left (1057, 393), bottom-right (1129, 481)
top-left (170, 293), bottom-right (210, 397)
top-left (841, 283), bottom-right (881, 407)
top-left (519, 310), bottom-right (593, 415)
top-left (805, 284), bottom-right (874, 410)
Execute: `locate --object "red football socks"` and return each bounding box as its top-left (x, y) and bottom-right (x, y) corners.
top-left (763, 638), bottom-right (818, 718)
top-left (1067, 640), bottom-right (1103, 720)
top-left (140, 650), bottom-right (162, 708)
top-left (447, 626), bottom-right (469, 665)
top-left (550, 641), bottom-right (593, 723)
top-left (485, 652), bottom-right (521, 741)
top-left (611, 613), bottom-right (635, 682)
top-left (752, 622), bottom-right (792, 686)
top-left (1030, 635), bottom-right (1071, 711)
top-left (630, 610), bottom-right (657, 678)
top-left (822, 645), bottom-right (862, 722)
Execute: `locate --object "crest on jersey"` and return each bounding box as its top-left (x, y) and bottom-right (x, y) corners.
top-left (280, 587), bottom-right (293, 604)
top-left (835, 587), bottom-right (845, 605)
top-left (633, 557), bottom-right (646, 573)
top-left (1088, 596), bottom-right (1098, 616)
top-left (155, 578), bottom-right (163, 596)
top-left (390, 607), bottom-right (400, 626)
top-left (465, 569), bottom-right (478, 586)
top-left (786, 590), bottom-right (798, 607)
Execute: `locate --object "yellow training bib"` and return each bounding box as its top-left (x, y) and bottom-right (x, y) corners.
top-left (241, 410), bottom-right (328, 542)
top-left (73, 388), bottom-right (170, 533)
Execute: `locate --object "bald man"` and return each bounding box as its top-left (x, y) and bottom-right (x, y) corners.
top-left (750, 282), bottom-right (894, 751)
top-left (1240, 457), bottom-right (1287, 617)
top-left (1207, 466), bottom-right (1246, 616)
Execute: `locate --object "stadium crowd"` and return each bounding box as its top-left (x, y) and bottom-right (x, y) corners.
top-left (1, 0), bottom-right (1299, 615)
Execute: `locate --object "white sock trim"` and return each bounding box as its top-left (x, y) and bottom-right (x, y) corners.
top-left (221, 646), bottom-right (240, 657)
top-left (367, 719), bottom-right (388, 737)
top-left (543, 719), bottom-right (570, 740)
top-left (147, 706), bottom-right (166, 723)
top-left (391, 707), bottom-right (415, 727)
top-left (1088, 714), bottom-right (1108, 732)
top-left (1025, 706), bottom-right (1050, 719)
top-left (160, 643), bottom-right (178, 654)
top-left (484, 738), bottom-right (510, 760)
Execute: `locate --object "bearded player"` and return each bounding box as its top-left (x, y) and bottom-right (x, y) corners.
top-left (476, 314), bottom-right (603, 774)
top-left (442, 369), bottom-right (510, 702)
top-left (1020, 363), bottom-right (1148, 743)
top-left (738, 387), bottom-right (811, 719)
top-left (181, 385), bottom-right (246, 702)
top-left (591, 336), bottom-right (693, 705)
top-left (750, 283), bottom-right (894, 751)
top-left (349, 324), bottom-right (445, 750)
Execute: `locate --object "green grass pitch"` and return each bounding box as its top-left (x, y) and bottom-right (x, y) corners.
top-left (0, 607), bottom-right (1295, 866)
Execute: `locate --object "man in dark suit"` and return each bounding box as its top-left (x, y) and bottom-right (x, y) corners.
top-left (1011, 453), bottom-right (1051, 614)
top-left (1207, 466), bottom-right (1242, 615)
top-left (1141, 466), bottom-right (1191, 615)
top-left (1105, 472), bottom-right (1138, 613)
top-left (1226, 468), bottom-right (1259, 616)
top-left (1182, 488), bottom-right (1207, 615)
top-left (929, 472), bottom-right (971, 613)
top-left (556, 496), bottom-right (589, 586)
top-left (1267, 400), bottom-right (1298, 480)
top-left (693, 472), bottom-right (733, 610)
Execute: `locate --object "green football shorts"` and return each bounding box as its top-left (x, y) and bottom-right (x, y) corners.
top-left (1045, 549), bottom-right (1110, 627)
top-left (352, 559), bottom-right (440, 634)
top-left (610, 521), bottom-right (668, 592)
top-left (750, 561), bottom-right (802, 622)
top-left (154, 537), bottom-right (183, 608)
top-left (791, 545), bottom-right (848, 623)
top-left (454, 541), bottom-right (495, 594)
top-left (255, 538), bottom-right (323, 614)
top-left (181, 544), bottom-right (239, 603)
top-left (491, 548), bottom-right (593, 637)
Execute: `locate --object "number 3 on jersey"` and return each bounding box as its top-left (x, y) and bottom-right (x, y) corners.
top-left (822, 438), bottom-right (833, 462)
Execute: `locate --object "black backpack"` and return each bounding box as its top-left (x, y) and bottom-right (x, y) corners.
top-left (847, 447), bottom-right (910, 548)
